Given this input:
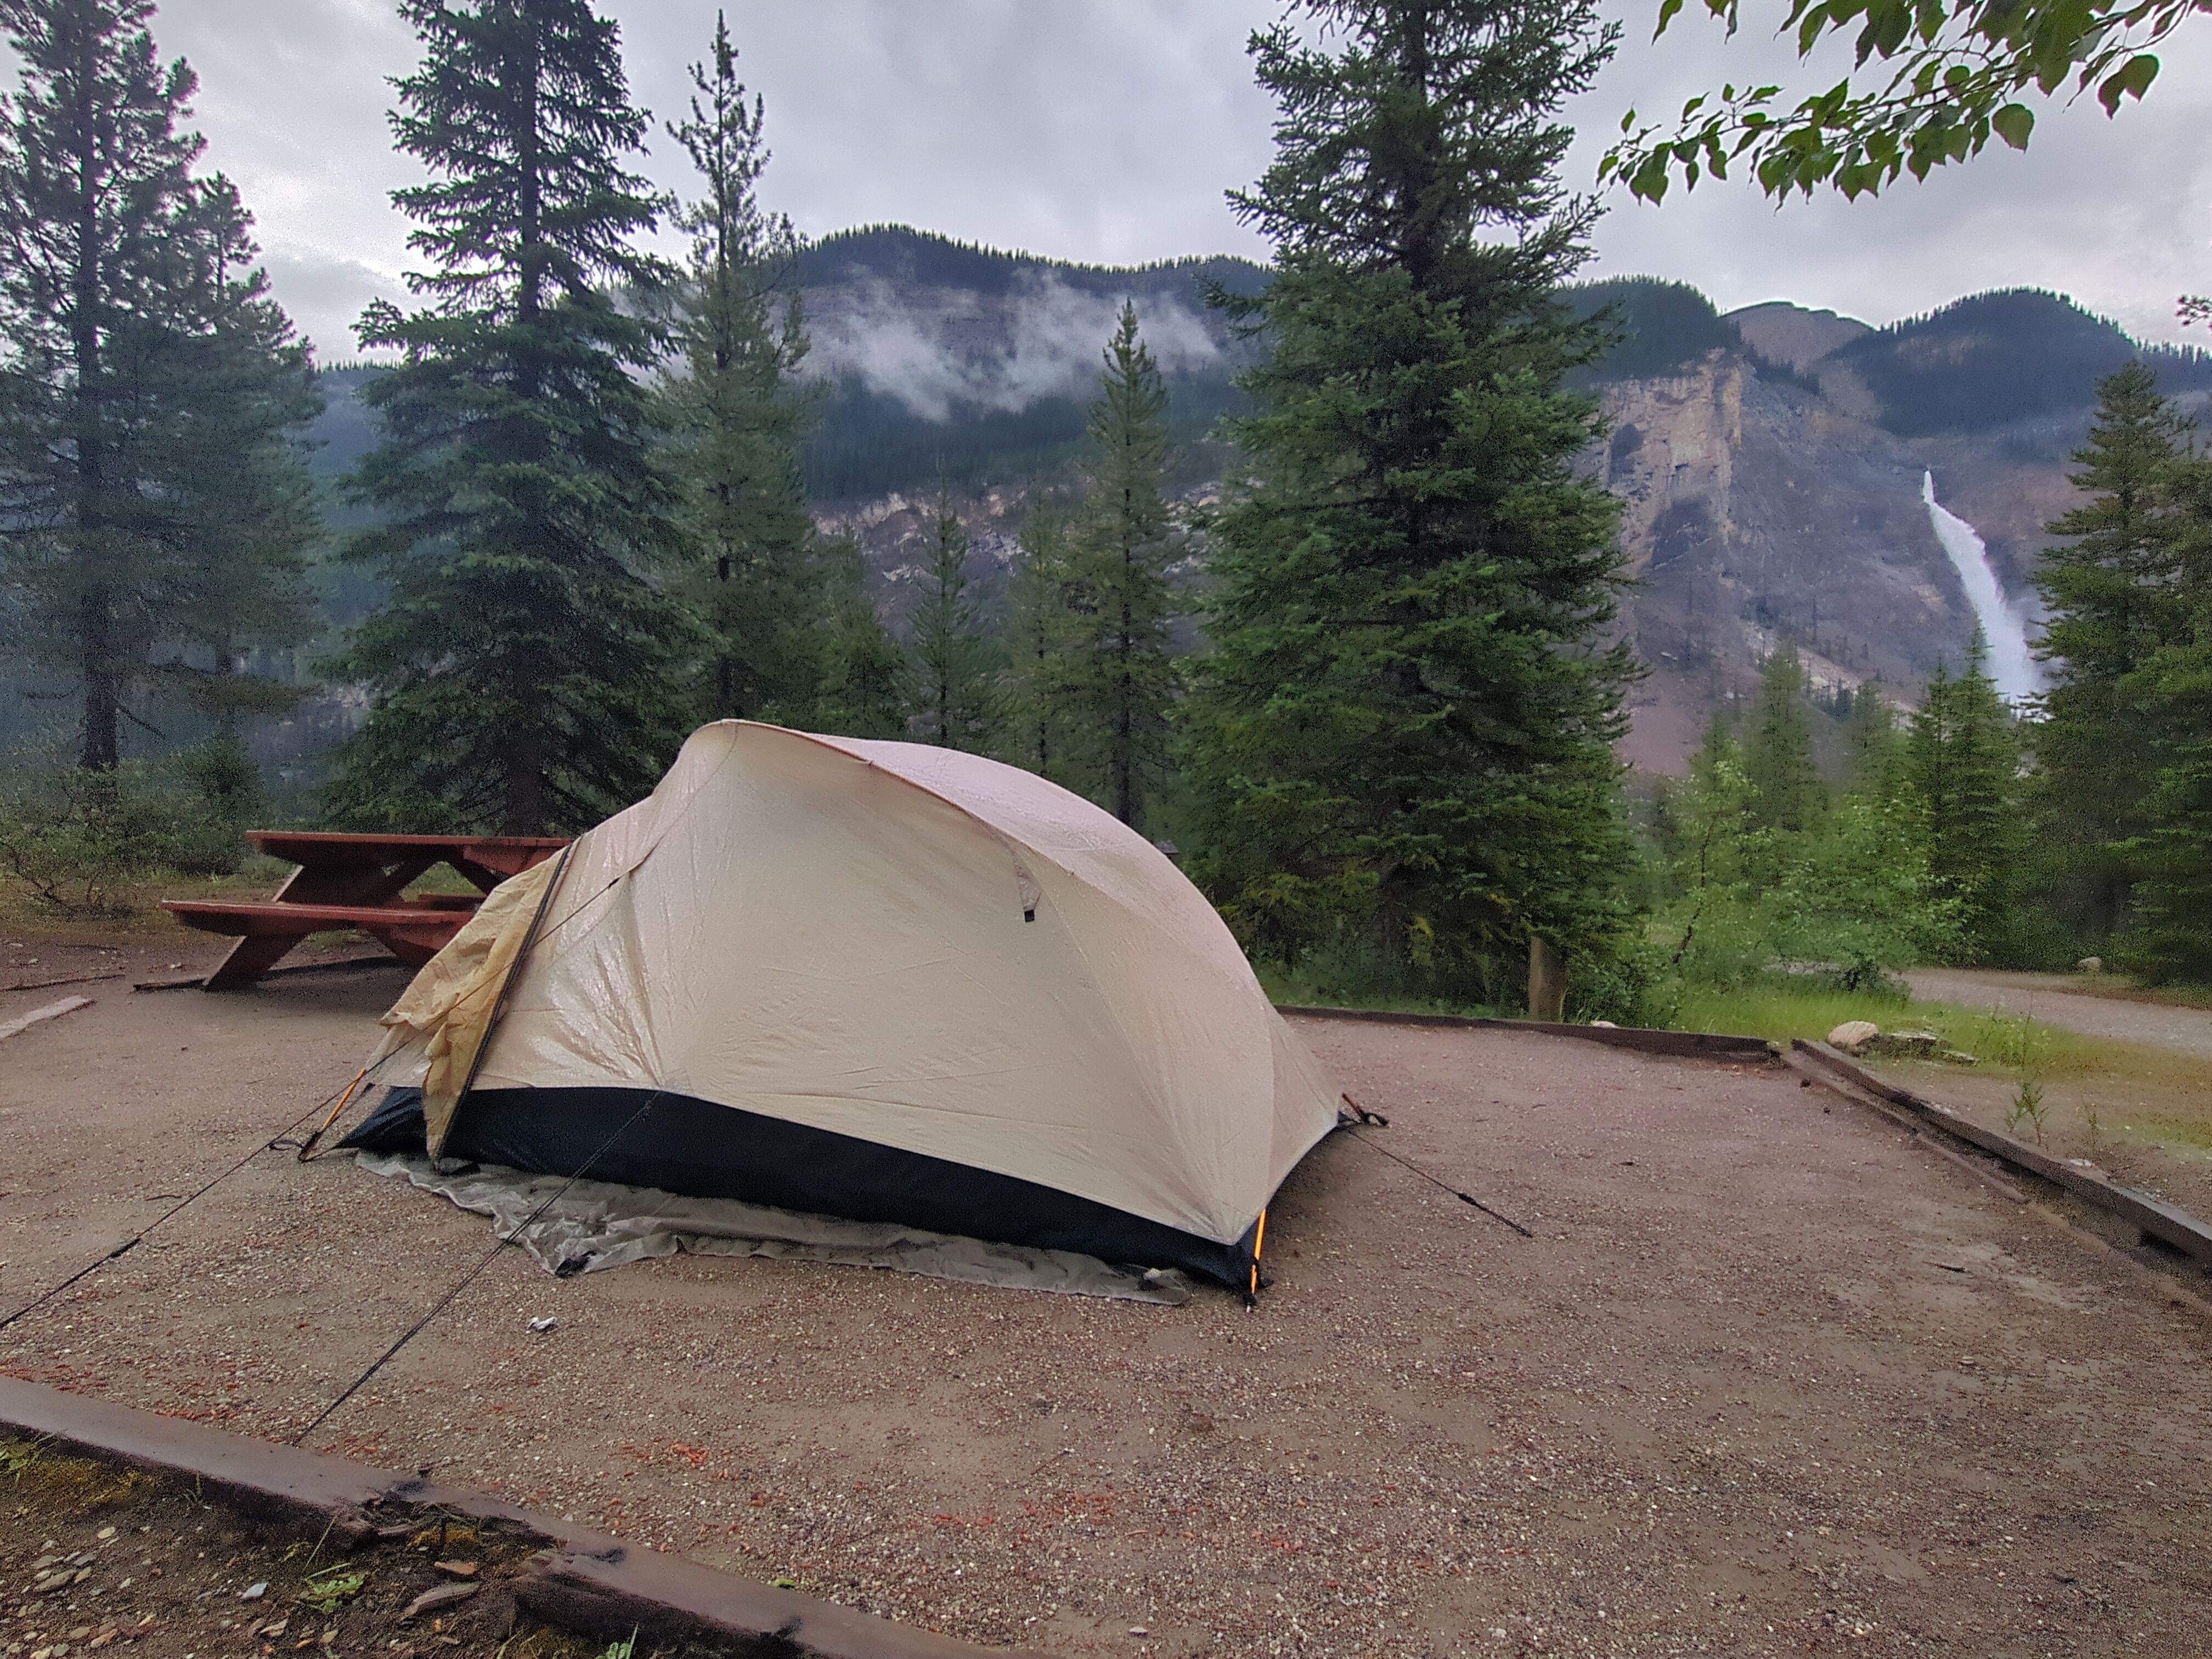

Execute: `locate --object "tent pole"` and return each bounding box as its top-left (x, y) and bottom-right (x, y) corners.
top-left (294, 1066), bottom-right (369, 1163)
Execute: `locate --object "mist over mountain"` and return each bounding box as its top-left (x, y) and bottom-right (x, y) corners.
top-left (794, 228), bottom-right (1262, 499)
top-left (800, 227), bottom-right (1249, 418)
top-left (291, 225), bottom-right (2212, 777)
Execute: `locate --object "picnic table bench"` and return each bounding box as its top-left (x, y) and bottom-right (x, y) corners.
top-left (162, 831), bottom-right (568, 990)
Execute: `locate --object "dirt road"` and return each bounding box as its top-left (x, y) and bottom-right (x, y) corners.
top-left (3, 975), bottom-right (2208, 1657)
top-left (1907, 967), bottom-right (2212, 1059)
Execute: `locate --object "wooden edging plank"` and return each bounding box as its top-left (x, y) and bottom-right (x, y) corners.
top-left (1783, 1047), bottom-right (2031, 1205)
top-left (0, 1375), bottom-right (1045, 1659)
top-left (1791, 1039), bottom-right (2212, 1266)
top-left (0, 994), bottom-right (92, 1044)
top-left (1274, 1002), bottom-right (1774, 1062)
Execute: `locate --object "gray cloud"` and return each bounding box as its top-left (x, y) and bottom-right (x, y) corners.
top-left (119, 2), bottom-right (2212, 358)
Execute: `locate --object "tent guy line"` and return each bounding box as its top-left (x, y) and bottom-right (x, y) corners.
top-left (1340, 1128), bottom-right (1538, 1239)
top-left (0, 1060), bottom-right (399, 1338)
top-left (290, 1088), bottom-right (671, 1448)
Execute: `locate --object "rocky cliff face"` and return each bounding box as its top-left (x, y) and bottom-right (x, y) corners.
top-left (811, 270), bottom-right (2107, 774)
top-left (820, 331), bottom-right (2025, 774)
top-left (726, 245), bottom-right (2212, 777)
top-left (1596, 283), bottom-right (2212, 768)
top-left (816, 484), bottom-right (1030, 624)
top-left (1601, 337), bottom-right (2014, 771)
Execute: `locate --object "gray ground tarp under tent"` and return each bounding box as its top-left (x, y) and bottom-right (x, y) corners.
top-left (357, 1152), bottom-right (1194, 1304)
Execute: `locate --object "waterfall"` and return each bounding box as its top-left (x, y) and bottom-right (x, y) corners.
top-left (1921, 471), bottom-right (2044, 704)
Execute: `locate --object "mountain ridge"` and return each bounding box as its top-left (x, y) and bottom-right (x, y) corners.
top-left (296, 227), bottom-right (2212, 774)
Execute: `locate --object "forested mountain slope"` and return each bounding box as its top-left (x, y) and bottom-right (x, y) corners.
top-left (795, 227), bottom-right (1263, 499)
top-left (295, 228), bottom-right (2212, 774)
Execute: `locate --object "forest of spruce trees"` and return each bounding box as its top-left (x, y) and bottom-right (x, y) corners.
top-left (1, 0), bottom-right (2208, 1017)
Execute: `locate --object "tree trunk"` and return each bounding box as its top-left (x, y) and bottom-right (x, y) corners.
top-left (71, 8), bottom-right (115, 771)
top-left (502, 11), bottom-right (547, 830)
top-left (1527, 935), bottom-right (1566, 1022)
top-left (78, 588), bottom-right (119, 771)
top-left (503, 723), bottom-right (550, 836)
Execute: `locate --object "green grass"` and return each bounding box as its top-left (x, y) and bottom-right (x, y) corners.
top-left (2137, 1114), bottom-right (2212, 1153)
top-left (2048, 975), bottom-right (2212, 1013)
top-left (2, 848), bottom-right (490, 943)
top-left (1672, 979), bottom-right (2194, 1085)
top-left (0, 851), bottom-right (296, 938)
top-left (1256, 964), bottom-right (2198, 1093)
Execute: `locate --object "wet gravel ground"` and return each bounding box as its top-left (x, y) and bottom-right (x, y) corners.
top-left (2, 972), bottom-right (2209, 1657)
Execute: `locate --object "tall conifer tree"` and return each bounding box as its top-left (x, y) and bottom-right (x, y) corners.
top-left (2033, 362), bottom-right (2193, 940)
top-left (0, 0), bottom-right (318, 774)
top-left (1182, 0), bottom-right (1637, 995)
top-left (1007, 499), bottom-right (1075, 781)
top-left (328, 0), bottom-right (698, 834)
top-left (1744, 642), bottom-right (1823, 833)
top-left (1051, 303), bottom-right (1180, 828)
top-left (2128, 635), bottom-right (2212, 981)
top-left (905, 486), bottom-right (1001, 752)
top-left (1842, 680), bottom-right (1907, 802)
top-left (2123, 454), bottom-right (2212, 981)
top-left (812, 533), bottom-right (906, 739)
top-left (1909, 633), bottom-right (2023, 961)
top-left (163, 174), bottom-right (323, 732)
top-left (663, 11), bottom-right (825, 725)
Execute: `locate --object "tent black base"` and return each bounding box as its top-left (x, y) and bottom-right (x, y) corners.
top-left (342, 1086), bottom-right (1259, 1289)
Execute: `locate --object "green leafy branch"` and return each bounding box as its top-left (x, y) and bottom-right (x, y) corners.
top-left (1601, 0), bottom-right (2199, 201)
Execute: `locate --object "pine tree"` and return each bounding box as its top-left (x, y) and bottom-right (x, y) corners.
top-left (905, 486), bottom-right (1002, 752)
top-left (2123, 453), bottom-right (2212, 982)
top-left (1842, 679), bottom-right (1908, 802)
top-left (1908, 631), bottom-right (2023, 961)
top-left (1662, 718), bottom-right (1767, 989)
top-left (1049, 303), bottom-right (1180, 827)
top-left (812, 534), bottom-right (905, 740)
top-left (157, 173), bottom-right (324, 831)
top-left (1743, 641), bottom-right (1823, 833)
top-left (1181, 0), bottom-right (1637, 997)
top-left (663, 10), bottom-right (821, 724)
top-left (0, 0), bottom-right (318, 774)
top-left (2128, 631), bottom-right (2212, 982)
top-left (1007, 499), bottom-right (1075, 780)
top-left (161, 174), bottom-right (323, 735)
top-left (326, 0), bottom-right (699, 834)
top-left (2033, 362), bottom-right (2194, 941)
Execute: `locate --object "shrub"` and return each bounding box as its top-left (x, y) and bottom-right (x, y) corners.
top-left (0, 738), bottom-right (260, 916)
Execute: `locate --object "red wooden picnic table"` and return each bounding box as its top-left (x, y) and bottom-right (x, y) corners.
top-left (162, 831), bottom-right (569, 990)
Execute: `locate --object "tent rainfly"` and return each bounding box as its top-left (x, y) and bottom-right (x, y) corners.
top-left (348, 721), bottom-right (1344, 1289)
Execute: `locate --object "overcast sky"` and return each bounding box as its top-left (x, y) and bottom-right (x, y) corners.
top-left (138, 0), bottom-right (2212, 364)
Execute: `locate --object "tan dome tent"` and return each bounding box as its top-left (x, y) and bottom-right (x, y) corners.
top-left (344, 722), bottom-right (1344, 1290)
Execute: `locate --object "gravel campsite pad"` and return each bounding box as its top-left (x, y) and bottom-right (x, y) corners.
top-left (2, 968), bottom-right (2209, 1657)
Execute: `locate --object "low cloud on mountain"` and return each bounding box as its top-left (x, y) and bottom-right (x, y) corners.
top-left (805, 273), bottom-right (1223, 421)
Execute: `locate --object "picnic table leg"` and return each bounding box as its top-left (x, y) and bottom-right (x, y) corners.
top-left (204, 934), bottom-right (314, 991)
top-left (202, 856), bottom-right (438, 990)
top-left (448, 850), bottom-right (560, 890)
